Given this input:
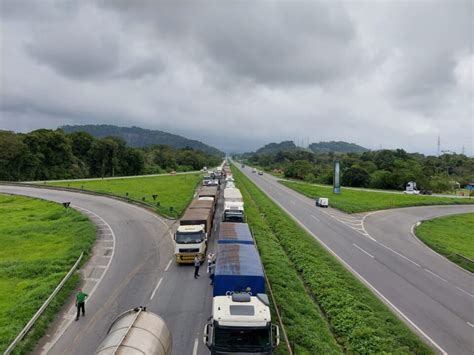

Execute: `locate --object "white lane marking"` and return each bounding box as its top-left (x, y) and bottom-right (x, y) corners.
top-left (310, 214), bottom-right (320, 222)
top-left (150, 277), bottom-right (163, 300)
top-left (165, 259), bottom-right (173, 272)
top-left (456, 286), bottom-right (474, 298)
top-left (353, 243), bottom-right (374, 258)
top-left (85, 277), bottom-right (100, 282)
top-left (44, 205), bottom-right (116, 353)
top-left (238, 177), bottom-right (448, 355)
top-left (375, 241), bottom-right (421, 267)
top-left (192, 338), bottom-right (199, 355)
top-left (290, 200), bottom-right (296, 205)
top-left (424, 269), bottom-right (447, 282)
top-left (467, 322), bottom-right (474, 328)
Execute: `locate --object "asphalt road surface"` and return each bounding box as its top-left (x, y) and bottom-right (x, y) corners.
top-left (0, 185), bottom-right (219, 355)
top-left (235, 164), bottom-right (474, 355)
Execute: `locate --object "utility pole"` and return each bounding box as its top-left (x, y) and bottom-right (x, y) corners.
top-left (437, 135), bottom-right (441, 156)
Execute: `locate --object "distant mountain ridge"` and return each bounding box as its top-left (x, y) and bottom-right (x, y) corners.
top-left (251, 140), bottom-right (368, 155)
top-left (309, 141), bottom-right (368, 154)
top-left (61, 124), bottom-right (223, 155)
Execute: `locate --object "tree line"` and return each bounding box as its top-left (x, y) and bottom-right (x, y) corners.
top-left (0, 129), bottom-right (223, 181)
top-left (240, 148), bottom-right (474, 193)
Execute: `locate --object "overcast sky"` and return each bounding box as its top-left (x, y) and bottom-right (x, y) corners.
top-left (0, 0), bottom-right (472, 155)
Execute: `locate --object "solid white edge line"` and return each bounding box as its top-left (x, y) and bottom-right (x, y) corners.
top-left (150, 277), bottom-right (163, 300)
top-left (424, 269), bottom-right (447, 282)
top-left (353, 243), bottom-right (375, 258)
top-left (165, 259), bottom-right (173, 272)
top-left (237, 166), bottom-right (448, 355)
top-left (192, 337), bottom-right (199, 355)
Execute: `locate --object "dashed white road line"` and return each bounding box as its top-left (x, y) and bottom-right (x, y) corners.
top-left (353, 243), bottom-right (374, 258)
top-left (150, 277), bottom-right (163, 300)
top-left (310, 214), bottom-right (320, 222)
top-left (192, 338), bottom-right (199, 355)
top-left (165, 259), bottom-right (173, 272)
top-left (424, 269), bottom-right (447, 282)
top-left (456, 286), bottom-right (474, 298)
top-left (467, 322), bottom-right (474, 328)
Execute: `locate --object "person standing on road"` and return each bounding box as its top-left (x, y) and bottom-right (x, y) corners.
top-left (194, 255), bottom-right (201, 278)
top-left (75, 289), bottom-right (88, 321)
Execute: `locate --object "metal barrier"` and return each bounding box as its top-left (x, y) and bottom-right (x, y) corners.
top-left (4, 252), bottom-right (84, 355)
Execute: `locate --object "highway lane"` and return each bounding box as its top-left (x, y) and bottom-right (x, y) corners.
top-left (235, 164), bottom-right (474, 355)
top-left (0, 185), bottom-right (215, 355)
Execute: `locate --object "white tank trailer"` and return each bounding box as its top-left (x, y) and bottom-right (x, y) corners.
top-left (95, 307), bottom-right (172, 355)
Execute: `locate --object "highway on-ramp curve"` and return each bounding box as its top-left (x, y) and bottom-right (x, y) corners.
top-left (235, 164), bottom-right (474, 355)
top-left (0, 185), bottom-right (215, 355)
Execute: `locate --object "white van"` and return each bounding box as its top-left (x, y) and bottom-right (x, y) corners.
top-left (315, 197), bottom-right (329, 208)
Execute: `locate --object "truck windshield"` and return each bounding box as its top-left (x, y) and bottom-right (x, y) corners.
top-left (214, 325), bottom-right (271, 351)
top-left (175, 232), bottom-right (205, 244)
top-left (224, 212), bottom-right (244, 222)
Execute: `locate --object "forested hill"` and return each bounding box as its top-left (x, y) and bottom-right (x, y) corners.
top-left (254, 141), bottom-right (306, 155)
top-left (61, 124), bottom-right (223, 155)
top-left (309, 141), bottom-right (368, 154)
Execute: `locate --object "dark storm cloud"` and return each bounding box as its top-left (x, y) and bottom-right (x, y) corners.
top-left (101, 0), bottom-right (365, 86)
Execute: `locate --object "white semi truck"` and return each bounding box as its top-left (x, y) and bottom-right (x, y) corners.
top-left (223, 201), bottom-right (245, 222)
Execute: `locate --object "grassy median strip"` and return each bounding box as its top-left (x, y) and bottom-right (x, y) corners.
top-left (46, 174), bottom-right (202, 218)
top-left (416, 213), bottom-right (474, 273)
top-left (0, 194), bottom-right (96, 354)
top-left (233, 168), bottom-right (433, 354)
top-left (281, 180), bottom-right (474, 214)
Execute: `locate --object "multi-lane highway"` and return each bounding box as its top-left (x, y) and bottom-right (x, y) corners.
top-left (235, 164), bottom-right (474, 355)
top-left (2, 168), bottom-right (473, 354)
top-left (0, 185), bottom-right (219, 355)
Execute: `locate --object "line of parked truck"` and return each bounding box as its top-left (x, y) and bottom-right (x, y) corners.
top-left (95, 161), bottom-right (279, 354)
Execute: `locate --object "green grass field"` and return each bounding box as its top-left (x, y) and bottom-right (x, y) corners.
top-left (281, 180), bottom-right (474, 214)
top-left (0, 194), bottom-right (96, 354)
top-left (46, 174), bottom-right (202, 218)
top-left (416, 213), bottom-right (474, 273)
top-left (233, 167), bottom-right (433, 354)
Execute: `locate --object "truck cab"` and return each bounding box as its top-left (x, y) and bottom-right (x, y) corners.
top-left (223, 201), bottom-right (245, 223)
top-left (203, 293), bottom-right (279, 354)
top-left (174, 225), bottom-right (207, 264)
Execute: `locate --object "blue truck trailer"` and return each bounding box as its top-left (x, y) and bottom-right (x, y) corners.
top-left (213, 243), bottom-right (265, 297)
top-left (217, 222), bottom-right (254, 245)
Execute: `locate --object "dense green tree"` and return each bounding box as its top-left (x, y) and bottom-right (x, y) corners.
top-left (342, 166), bottom-right (371, 187)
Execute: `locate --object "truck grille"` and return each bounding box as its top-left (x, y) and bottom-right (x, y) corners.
top-left (179, 248), bottom-right (200, 253)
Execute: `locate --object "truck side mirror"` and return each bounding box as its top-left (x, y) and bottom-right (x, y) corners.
top-left (272, 324), bottom-right (280, 348)
top-left (203, 323), bottom-right (213, 349)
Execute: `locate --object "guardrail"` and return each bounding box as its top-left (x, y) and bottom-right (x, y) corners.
top-left (4, 252), bottom-right (84, 355)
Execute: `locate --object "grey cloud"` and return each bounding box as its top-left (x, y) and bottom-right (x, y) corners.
top-left (26, 30), bottom-right (119, 79)
top-left (116, 58), bottom-right (165, 79)
top-left (101, 1), bottom-right (365, 86)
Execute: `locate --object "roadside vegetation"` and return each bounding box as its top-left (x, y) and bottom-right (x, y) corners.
top-left (232, 167), bottom-right (433, 354)
top-left (281, 180), bottom-right (474, 214)
top-left (0, 194), bottom-right (96, 354)
top-left (47, 174), bottom-right (202, 218)
top-left (238, 141), bottom-right (474, 194)
top-left (415, 213), bottom-right (474, 273)
top-left (0, 129), bottom-right (222, 181)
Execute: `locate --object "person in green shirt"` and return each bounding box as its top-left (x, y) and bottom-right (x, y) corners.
top-left (75, 290), bottom-right (88, 321)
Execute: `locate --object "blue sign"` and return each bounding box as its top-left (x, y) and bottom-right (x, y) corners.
top-left (333, 160), bottom-right (341, 194)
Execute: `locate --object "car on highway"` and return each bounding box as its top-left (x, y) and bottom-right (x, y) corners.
top-left (258, 171), bottom-right (263, 175)
top-left (252, 168), bottom-right (257, 173)
top-left (315, 197), bottom-right (329, 208)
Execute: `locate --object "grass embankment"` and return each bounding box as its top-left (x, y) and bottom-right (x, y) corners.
top-left (47, 174), bottom-right (202, 218)
top-left (233, 168), bottom-right (433, 354)
top-left (416, 213), bottom-right (474, 273)
top-left (281, 180), bottom-right (474, 214)
top-left (0, 194), bottom-right (96, 354)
